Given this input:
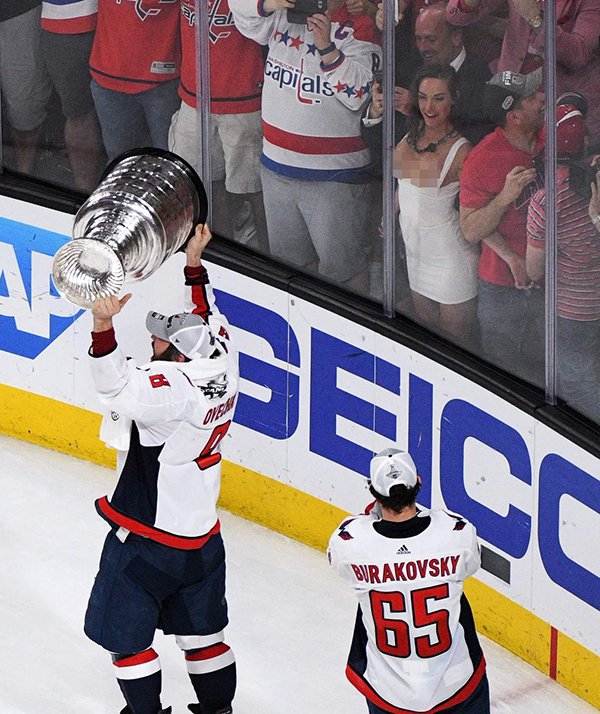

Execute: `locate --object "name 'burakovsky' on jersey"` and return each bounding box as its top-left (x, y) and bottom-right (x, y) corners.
top-left (229, 0), bottom-right (382, 181)
top-left (328, 508), bottom-right (487, 714)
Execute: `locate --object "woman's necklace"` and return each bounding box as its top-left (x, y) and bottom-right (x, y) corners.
top-left (408, 128), bottom-right (457, 154)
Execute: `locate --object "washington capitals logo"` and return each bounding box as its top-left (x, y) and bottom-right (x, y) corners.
top-left (200, 376), bottom-right (229, 400)
top-left (117, 0), bottom-right (177, 22)
top-left (209, 0), bottom-right (234, 43)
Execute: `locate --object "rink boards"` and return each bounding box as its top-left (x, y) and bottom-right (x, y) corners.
top-left (0, 196), bottom-right (598, 708)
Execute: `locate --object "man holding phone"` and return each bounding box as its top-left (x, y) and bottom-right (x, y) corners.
top-left (230, 0), bottom-right (381, 292)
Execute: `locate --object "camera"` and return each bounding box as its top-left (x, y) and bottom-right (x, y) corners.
top-left (287, 0), bottom-right (327, 24)
top-left (569, 157), bottom-right (600, 200)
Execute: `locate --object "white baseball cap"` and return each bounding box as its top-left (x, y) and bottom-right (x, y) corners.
top-left (146, 311), bottom-right (215, 359)
top-left (369, 448), bottom-right (418, 496)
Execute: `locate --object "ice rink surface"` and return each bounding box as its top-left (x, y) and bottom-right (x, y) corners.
top-left (0, 434), bottom-right (596, 714)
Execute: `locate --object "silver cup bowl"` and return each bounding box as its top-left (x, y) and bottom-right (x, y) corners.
top-left (52, 148), bottom-right (207, 308)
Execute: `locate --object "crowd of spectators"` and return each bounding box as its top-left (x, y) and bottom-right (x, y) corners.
top-left (1, 0), bottom-right (600, 417)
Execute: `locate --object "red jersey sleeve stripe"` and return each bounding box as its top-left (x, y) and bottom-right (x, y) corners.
top-left (263, 121), bottom-right (367, 155)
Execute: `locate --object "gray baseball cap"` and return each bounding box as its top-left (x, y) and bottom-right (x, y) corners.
top-left (484, 68), bottom-right (543, 122)
top-left (146, 310), bottom-right (215, 359)
top-left (369, 448), bottom-right (418, 497)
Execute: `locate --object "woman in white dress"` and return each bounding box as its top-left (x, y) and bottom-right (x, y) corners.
top-left (394, 64), bottom-right (479, 342)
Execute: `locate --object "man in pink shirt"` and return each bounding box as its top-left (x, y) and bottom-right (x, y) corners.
top-left (446, 0), bottom-right (600, 147)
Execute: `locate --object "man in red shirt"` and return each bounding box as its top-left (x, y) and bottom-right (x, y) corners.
top-left (526, 98), bottom-right (600, 421)
top-left (460, 68), bottom-right (545, 384)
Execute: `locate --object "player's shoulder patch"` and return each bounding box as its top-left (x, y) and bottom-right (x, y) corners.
top-left (336, 516), bottom-right (358, 540)
top-left (443, 510), bottom-right (468, 531)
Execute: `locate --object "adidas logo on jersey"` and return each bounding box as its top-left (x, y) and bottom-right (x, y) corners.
top-left (396, 544), bottom-right (411, 555)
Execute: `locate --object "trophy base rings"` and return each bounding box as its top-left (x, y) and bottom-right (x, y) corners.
top-left (52, 239), bottom-right (125, 310)
top-left (51, 148), bottom-right (207, 310)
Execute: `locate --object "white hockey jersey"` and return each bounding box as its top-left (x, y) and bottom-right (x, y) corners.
top-left (90, 264), bottom-right (239, 548)
top-left (328, 509), bottom-right (486, 713)
top-left (229, 0), bottom-right (381, 181)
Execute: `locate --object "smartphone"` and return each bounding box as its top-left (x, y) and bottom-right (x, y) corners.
top-left (373, 69), bottom-right (383, 89)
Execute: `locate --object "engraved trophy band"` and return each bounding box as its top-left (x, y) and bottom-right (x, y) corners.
top-left (52, 148), bottom-right (208, 309)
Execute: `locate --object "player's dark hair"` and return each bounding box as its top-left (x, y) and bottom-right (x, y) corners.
top-left (407, 63), bottom-right (461, 142)
top-left (369, 481), bottom-right (421, 514)
top-left (161, 343), bottom-right (191, 363)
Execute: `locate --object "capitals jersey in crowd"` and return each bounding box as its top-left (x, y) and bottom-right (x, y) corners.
top-left (41, 0), bottom-right (97, 33)
top-left (89, 264), bottom-right (238, 548)
top-left (229, 0), bottom-right (381, 181)
top-left (90, 0), bottom-right (180, 93)
top-left (179, 0), bottom-right (264, 114)
top-left (328, 508), bottom-right (486, 713)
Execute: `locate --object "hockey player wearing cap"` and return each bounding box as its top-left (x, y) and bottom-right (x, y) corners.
top-left (84, 224), bottom-right (238, 714)
top-left (328, 449), bottom-right (489, 714)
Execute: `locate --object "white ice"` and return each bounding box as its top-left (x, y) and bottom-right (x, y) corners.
top-left (0, 434), bottom-right (596, 714)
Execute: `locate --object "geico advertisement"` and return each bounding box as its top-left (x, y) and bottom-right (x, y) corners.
top-left (1, 199), bottom-right (599, 656)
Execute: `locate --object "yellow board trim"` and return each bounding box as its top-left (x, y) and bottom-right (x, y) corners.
top-left (1, 385), bottom-right (598, 709)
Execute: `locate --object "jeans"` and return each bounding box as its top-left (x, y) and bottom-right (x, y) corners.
top-left (91, 78), bottom-right (180, 160)
top-left (477, 279), bottom-right (544, 386)
top-left (557, 317), bottom-right (600, 421)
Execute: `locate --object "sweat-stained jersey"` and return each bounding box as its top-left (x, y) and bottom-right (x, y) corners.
top-left (41, 0), bottom-right (97, 33)
top-left (179, 0), bottom-right (264, 113)
top-left (229, 0), bottom-right (381, 181)
top-left (328, 509), bottom-right (486, 714)
top-left (90, 0), bottom-right (180, 93)
top-left (89, 264), bottom-right (238, 548)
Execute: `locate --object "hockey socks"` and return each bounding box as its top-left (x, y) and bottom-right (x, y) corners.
top-left (184, 642), bottom-right (236, 714)
top-left (112, 649), bottom-right (164, 714)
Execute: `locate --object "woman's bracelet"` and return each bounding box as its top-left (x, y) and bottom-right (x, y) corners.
top-left (592, 214), bottom-right (600, 225)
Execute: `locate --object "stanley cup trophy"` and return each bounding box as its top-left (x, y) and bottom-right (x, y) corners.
top-left (52, 148), bottom-right (208, 308)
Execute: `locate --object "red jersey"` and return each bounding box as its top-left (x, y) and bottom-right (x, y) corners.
top-left (179, 0), bottom-right (263, 114)
top-left (41, 0), bottom-right (97, 33)
top-left (460, 127), bottom-right (543, 287)
top-left (90, 0), bottom-right (181, 94)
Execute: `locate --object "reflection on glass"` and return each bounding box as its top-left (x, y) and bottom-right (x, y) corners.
top-left (1, 2), bottom-right (104, 191)
top-left (394, 64), bottom-right (478, 344)
top-left (526, 95), bottom-right (600, 421)
top-left (170, 0), bottom-right (269, 252)
top-left (230, 0), bottom-right (382, 295)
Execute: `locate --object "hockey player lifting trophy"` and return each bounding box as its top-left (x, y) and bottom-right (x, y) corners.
top-left (52, 150), bottom-right (239, 714)
top-left (52, 148), bottom-right (208, 309)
